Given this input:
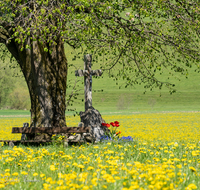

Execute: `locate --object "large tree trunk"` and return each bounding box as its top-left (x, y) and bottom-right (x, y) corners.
top-left (7, 36), bottom-right (68, 128)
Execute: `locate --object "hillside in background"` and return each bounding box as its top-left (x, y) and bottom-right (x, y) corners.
top-left (0, 59), bottom-right (30, 110)
top-left (0, 45), bottom-right (200, 114)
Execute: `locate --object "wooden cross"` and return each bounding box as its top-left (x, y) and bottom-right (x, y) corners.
top-left (75, 54), bottom-right (102, 111)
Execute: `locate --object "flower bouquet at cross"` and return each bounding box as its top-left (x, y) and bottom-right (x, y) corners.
top-left (101, 121), bottom-right (134, 142)
top-left (101, 121), bottom-right (121, 141)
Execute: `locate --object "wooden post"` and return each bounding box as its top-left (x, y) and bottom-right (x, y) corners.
top-left (21, 123), bottom-right (29, 141)
top-left (84, 54), bottom-right (92, 111)
top-left (75, 54), bottom-right (102, 111)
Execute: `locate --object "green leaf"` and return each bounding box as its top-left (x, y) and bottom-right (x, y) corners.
top-left (44, 47), bottom-right (48, 52)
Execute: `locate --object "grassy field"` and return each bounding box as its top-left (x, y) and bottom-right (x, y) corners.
top-left (1, 40), bottom-right (200, 190)
top-left (0, 112), bottom-right (200, 189)
top-left (1, 43), bottom-right (200, 115)
top-left (1, 5), bottom-right (200, 190)
top-left (57, 44), bottom-right (200, 114)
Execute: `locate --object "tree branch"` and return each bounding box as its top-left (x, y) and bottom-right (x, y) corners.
top-left (0, 27), bottom-right (9, 44)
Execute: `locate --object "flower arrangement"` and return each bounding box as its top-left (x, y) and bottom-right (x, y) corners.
top-left (101, 121), bottom-right (121, 141)
top-left (101, 121), bottom-right (134, 142)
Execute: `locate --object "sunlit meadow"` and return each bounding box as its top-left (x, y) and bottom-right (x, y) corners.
top-left (0, 112), bottom-right (200, 190)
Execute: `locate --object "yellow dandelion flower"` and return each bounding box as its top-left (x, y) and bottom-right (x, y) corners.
top-left (50, 165), bottom-right (56, 171)
top-left (0, 184), bottom-right (5, 188)
top-left (176, 164), bottom-right (182, 169)
top-left (4, 172), bottom-right (10, 177)
top-left (40, 173), bottom-right (45, 178)
top-left (43, 183), bottom-right (51, 190)
top-left (46, 177), bottom-right (53, 183)
top-left (33, 172), bottom-right (38, 176)
top-left (186, 184), bottom-right (197, 190)
top-left (82, 186), bottom-right (89, 190)
top-left (77, 164), bottom-right (84, 169)
top-left (12, 172), bottom-right (19, 176)
top-left (87, 166), bottom-right (94, 170)
top-left (72, 162), bottom-right (78, 166)
top-left (189, 167), bottom-right (197, 172)
top-left (5, 169), bottom-right (10, 172)
top-left (57, 180), bottom-right (64, 185)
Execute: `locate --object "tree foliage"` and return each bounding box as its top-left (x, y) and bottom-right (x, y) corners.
top-left (1, 0), bottom-right (200, 93)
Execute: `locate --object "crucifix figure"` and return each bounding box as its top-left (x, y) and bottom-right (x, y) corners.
top-left (75, 54), bottom-right (102, 111)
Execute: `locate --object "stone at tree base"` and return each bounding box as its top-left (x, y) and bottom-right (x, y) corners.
top-left (34, 133), bottom-right (51, 141)
top-left (77, 122), bottom-right (95, 143)
top-left (67, 122), bottom-right (94, 143)
top-left (80, 106), bottom-right (108, 142)
top-left (63, 140), bottom-right (68, 148)
top-left (82, 133), bottom-right (95, 143)
top-left (9, 141), bottom-right (14, 147)
top-left (68, 134), bottom-right (81, 141)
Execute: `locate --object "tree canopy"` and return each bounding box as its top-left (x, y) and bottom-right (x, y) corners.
top-left (1, 1), bottom-right (200, 92)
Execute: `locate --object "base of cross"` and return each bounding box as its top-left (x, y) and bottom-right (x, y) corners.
top-left (0, 107), bottom-right (108, 147)
top-left (80, 106), bottom-right (109, 142)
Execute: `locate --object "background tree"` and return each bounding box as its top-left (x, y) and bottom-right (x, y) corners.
top-left (0, 0), bottom-right (200, 128)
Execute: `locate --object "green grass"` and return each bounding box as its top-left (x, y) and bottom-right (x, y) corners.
top-left (66, 60), bottom-right (200, 114)
top-left (63, 45), bottom-right (200, 114)
top-left (0, 110), bottom-right (30, 116)
top-left (0, 140), bottom-right (199, 190)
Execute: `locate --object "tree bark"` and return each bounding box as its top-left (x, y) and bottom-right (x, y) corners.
top-left (5, 36), bottom-right (68, 128)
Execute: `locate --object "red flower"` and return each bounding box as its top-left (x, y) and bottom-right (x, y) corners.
top-left (110, 122), bottom-right (116, 127)
top-left (115, 124), bottom-right (120, 127)
top-left (102, 123), bottom-right (107, 126)
top-left (116, 131), bottom-right (121, 135)
top-left (106, 123), bottom-right (110, 128)
top-left (114, 121), bottom-right (119, 125)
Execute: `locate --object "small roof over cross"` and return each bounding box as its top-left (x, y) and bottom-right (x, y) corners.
top-left (75, 54), bottom-right (102, 112)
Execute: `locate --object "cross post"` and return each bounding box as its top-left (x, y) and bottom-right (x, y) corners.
top-left (75, 54), bottom-right (102, 111)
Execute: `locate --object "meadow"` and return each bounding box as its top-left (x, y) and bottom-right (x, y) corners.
top-left (1, 4), bottom-right (200, 190)
top-left (0, 112), bottom-right (200, 190)
top-left (1, 44), bottom-right (200, 190)
top-left (1, 21), bottom-right (200, 190)
top-left (1, 43), bottom-right (200, 114)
